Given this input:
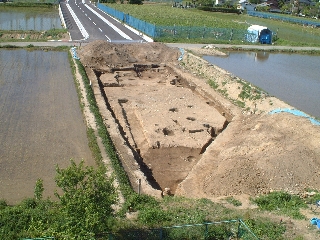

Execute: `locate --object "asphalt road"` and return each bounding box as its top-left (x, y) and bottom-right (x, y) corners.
top-left (60, 0), bottom-right (146, 42)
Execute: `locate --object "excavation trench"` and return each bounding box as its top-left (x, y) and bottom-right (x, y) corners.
top-left (77, 41), bottom-right (234, 195)
top-left (93, 62), bottom-right (230, 195)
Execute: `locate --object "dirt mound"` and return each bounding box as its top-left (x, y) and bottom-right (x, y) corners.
top-left (79, 40), bottom-right (180, 70)
top-left (176, 113), bottom-right (320, 197)
top-left (79, 41), bottom-right (320, 199)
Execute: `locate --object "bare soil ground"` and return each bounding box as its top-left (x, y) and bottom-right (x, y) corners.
top-left (0, 31), bottom-right (69, 41)
top-left (78, 40), bottom-right (320, 238)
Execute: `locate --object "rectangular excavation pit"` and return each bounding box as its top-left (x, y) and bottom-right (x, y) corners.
top-left (80, 42), bottom-right (230, 195)
top-left (95, 65), bottom-right (228, 194)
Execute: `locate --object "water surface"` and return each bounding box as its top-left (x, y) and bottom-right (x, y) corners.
top-left (0, 8), bottom-right (62, 30)
top-left (203, 52), bottom-right (320, 119)
top-left (0, 49), bottom-right (93, 204)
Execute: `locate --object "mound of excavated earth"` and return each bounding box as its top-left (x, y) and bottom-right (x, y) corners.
top-left (79, 40), bottom-right (320, 199)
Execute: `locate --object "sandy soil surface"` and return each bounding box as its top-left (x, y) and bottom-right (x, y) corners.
top-left (78, 41), bottom-right (320, 232)
top-left (78, 40), bottom-right (320, 198)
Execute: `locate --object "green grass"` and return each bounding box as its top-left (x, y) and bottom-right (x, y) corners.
top-left (105, 3), bottom-right (320, 46)
top-left (0, 2), bottom-right (56, 8)
top-left (252, 191), bottom-right (307, 219)
top-left (225, 196), bottom-right (242, 207)
top-left (0, 29), bottom-right (67, 42)
top-left (75, 59), bottom-right (134, 200)
top-left (2, 1), bottom-right (56, 5)
top-left (208, 79), bottom-right (219, 89)
top-left (113, 196), bottom-right (286, 239)
top-left (107, 3), bottom-right (247, 29)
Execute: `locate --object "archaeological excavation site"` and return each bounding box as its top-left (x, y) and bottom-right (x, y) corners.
top-left (79, 41), bottom-right (232, 196)
top-left (79, 40), bottom-right (320, 200)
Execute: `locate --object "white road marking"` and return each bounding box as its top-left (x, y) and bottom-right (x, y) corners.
top-left (84, 4), bottom-right (132, 40)
top-left (66, 4), bottom-right (89, 40)
top-left (105, 35), bottom-right (111, 41)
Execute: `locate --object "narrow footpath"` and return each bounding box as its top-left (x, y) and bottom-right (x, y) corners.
top-left (2, 41), bottom-right (320, 52)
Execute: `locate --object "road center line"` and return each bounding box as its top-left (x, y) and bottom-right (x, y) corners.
top-left (84, 4), bottom-right (132, 40)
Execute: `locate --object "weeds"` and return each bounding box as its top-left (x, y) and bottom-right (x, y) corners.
top-left (208, 79), bottom-right (219, 89)
top-left (252, 191), bottom-right (307, 219)
top-left (234, 99), bottom-right (246, 108)
top-left (244, 217), bottom-right (286, 239)
top-left (75, 59), bottom-right (134, 200)
top-left (225, 196), bottom-right (242, 207)
top-left (42, 29), bottom-right (67, 39)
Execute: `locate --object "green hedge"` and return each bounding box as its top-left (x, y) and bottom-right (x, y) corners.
top-left (197, 6), bottom-right (240, 14)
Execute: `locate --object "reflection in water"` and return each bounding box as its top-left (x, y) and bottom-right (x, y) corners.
top-left (203, 52), bottom-right (320, 118)
top-left (0, 50), bottom-right (93, 204)
top-left (243, 52), bottom-right (270, 62)
top-left (0, 10), bottom-right (62, 31)
top-left (255, 52), bottom-right (269, 62)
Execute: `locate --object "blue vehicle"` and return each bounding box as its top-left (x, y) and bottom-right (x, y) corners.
top-left (246, 25), bottom-right (272, 44)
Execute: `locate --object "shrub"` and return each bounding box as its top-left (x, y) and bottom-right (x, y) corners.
top-left (0, 199), bottom-right (7, 210)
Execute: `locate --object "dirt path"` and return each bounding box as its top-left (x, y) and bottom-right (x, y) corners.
top-left (3, 41), bottom-right (320, 52)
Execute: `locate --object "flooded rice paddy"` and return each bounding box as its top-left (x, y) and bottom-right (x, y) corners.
top-left (0, 49), bottom-right (93, 204)
top-left (0, 7), bottom-right (62, 31)
top-left (204, 52), bottom-right (320, 119)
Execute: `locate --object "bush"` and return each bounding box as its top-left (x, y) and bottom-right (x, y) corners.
top-left (138, 207), bottom-right (172, 226)
top-left (55, 160), bottom-right (118, 235)
top-left (0, 199), bottom-right (7, 210)
top-left (123, 193), bottom-right (159, 212)
top-left (197, 6), bottom-right (240, 13)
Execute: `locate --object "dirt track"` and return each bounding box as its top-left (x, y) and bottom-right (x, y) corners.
top-left (78, 40), bottom-right (320, 200)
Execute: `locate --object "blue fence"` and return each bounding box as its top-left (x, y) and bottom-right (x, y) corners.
top-left (97, 3), bottom-right (156, 38)
top-left (247, 11), bottom-right (320, 27)
top-left (97, 4), bottom-right (251, 41)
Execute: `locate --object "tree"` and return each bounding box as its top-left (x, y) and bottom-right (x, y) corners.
top-left (55, 160), bottom-right (118, 238)
top-left (250, 0), bottom-right (261, 4)
top-left (281, 2), bottom-right (292, 13)
top-left (129, 0), bottom-right (143, 4)
top-left (197, 0), bottom-right (212, 6)
top-left (99, 0), bottom-right (116, 3)
top-left (277, 0), bottom-right (286, 9)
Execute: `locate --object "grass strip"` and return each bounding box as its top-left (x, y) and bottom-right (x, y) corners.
top-left (75, 58), bottom-right (134, 200)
